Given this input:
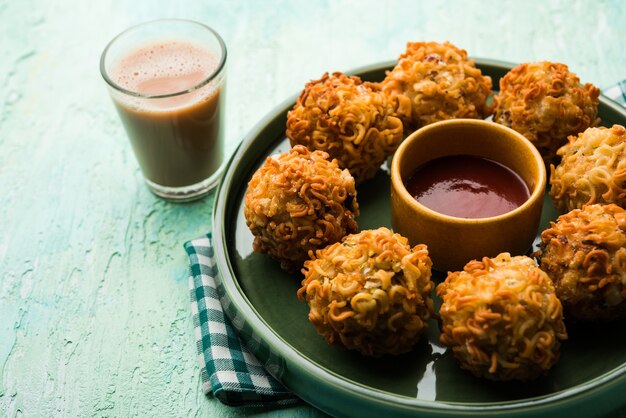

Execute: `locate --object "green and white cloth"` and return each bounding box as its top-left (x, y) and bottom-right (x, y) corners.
top-left (186, 233), bottom-right (298, 407)
top-left (604, 80), bottom-right (626, 106)
top-left (186, 82), bottom-right (625, 408)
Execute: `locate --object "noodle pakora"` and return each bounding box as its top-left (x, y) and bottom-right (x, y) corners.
top-left (550, 125), bottom-right (626, 211)
top-left (286, 72), bottom-right (403, 184)
top-left (492, 61), bottom-right (600, 164)
top-left (537, 203), bottom-right (626, 321)
top-left (297, 227), bottom-right (434, 357)
top-left (436, 253), bottom-right (567, 381)
top-left (244, 145), bottom-right (359, 271)
top-left (381, 41), bottom-right (493, 131)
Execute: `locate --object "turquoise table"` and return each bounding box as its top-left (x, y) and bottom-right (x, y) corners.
top-left (2, 1), bottom-right (625, 417)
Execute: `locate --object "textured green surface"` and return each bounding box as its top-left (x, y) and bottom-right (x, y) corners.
top-left (1, 1), bottom-right (625, 417)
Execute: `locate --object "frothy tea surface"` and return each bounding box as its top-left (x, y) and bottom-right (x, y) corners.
top-left (112, 41), bottom-right (219, 97)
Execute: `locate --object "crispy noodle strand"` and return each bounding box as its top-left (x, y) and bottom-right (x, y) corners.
top-left (537, 203), bottom-right (626, 320)
top-left (286, 72), bottom-right (403, 184)
top-left (549, 125), bottom-right (626, 211)
top-left (243, 145), bottom-right (359, 271)
top-left (492, 61), bottom-right (600, 165)
top-left (297, 227), bottom-right (434, 357)
top-left (436, 253), bottom-right (567, 381)
top-left (381, 41), bottom-right (493, 131)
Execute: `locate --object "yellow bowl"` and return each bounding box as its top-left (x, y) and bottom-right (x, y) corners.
top-left (390, 119), bottom-right (546, 272)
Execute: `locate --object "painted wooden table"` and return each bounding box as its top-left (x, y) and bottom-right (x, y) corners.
top-left (2, 1), bottom-right (625, 417)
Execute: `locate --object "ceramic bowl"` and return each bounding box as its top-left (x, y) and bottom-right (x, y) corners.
top-left (390, 118), bottom-right (546, 272)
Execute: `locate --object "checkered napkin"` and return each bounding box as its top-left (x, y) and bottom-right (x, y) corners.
top-left (604, 80), bottom-right (626, 106)
top-left (186, 233), bottom-right (299, 407)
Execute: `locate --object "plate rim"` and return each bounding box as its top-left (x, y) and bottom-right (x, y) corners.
top-left (212, 59), bottom-right (626, 417)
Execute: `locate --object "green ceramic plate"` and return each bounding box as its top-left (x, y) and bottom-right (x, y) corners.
top-left (213, 59), bottom-right (626, 417)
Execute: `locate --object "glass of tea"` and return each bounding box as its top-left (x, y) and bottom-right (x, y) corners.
top-left (100, 19), bottom-right (227, 201)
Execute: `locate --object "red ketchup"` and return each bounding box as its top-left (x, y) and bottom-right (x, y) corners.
top-left (404, 155), bottom-right (530, 219)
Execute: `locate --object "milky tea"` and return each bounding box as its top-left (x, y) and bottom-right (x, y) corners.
top-left (101, 20), bottom-right (226, 201)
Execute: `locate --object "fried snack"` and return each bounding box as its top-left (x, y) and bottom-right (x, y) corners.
top-left (244, 145), bottom-right (359, 271)
top-left (286, 72), bottom-right (403, 184)
top-left (537, 203), bottom-right (626, 320)
top-left (550, 125), bottom-right (626, 211)
top-left (436, 253), bottom-right (567, 381)
top-left (297, 227), bottom-right (434, 357)
top-left (381, 41), bottom-right (493, 131)
top-left (492, 61), bottom-right (600, 164)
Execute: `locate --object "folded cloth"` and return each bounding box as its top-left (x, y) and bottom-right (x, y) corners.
top-left (186, 81), bottom-right (625, 408)
top-left (604, 80), bottom-right (626, 106)
top-left (186, 233), bottom-right (299, 407)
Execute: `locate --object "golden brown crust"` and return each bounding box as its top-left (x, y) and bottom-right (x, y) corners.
top-left (381, 41), bottom-right (493, 131)
top-left (537, 203), bottom-right (626, 320)
top-left (286, 72), bottom-right (403, 184)
top-left (492, 61), bottom-right (600, 165)
top-left (436, 253), bottom-right (567, 381)
top-left (243, 145), bottom-right (359, 271)
top-left (549, 125), bottom-right (626, 211)
top-left (297, 227), bottom-right (434, 357)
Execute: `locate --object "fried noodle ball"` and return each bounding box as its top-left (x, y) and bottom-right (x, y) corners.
top-left (381, 41), bottom-right (493, 131)
top-left (537, 203), bottom-right (626, 321)
top-left (286, 72), bottom-right (403, 184)
top-left (436, 253), bottom-right (567, 381)
top-left (550, 125), bottom-right (626, 211)
top-left (492, 61), bottom-right (600, 164)
top-left (244, 145), bottom-right (359, 271)
top-left (297, 227), bottom-right (434, 357)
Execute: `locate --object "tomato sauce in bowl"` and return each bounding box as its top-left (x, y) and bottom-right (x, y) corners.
top-left (404, 155), bottom-right (530, 219)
